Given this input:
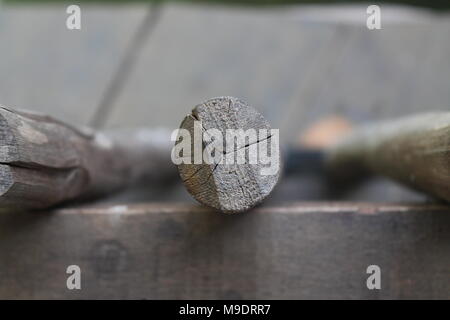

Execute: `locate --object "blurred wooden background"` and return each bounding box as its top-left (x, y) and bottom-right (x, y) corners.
top-left (0, 3), bottom-right (449, 298)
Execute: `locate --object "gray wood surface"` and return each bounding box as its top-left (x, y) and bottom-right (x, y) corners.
top-left (101, 4), bottom-right (450, 141)
top-left (105, 4), bottom-right (339, 131)
top-left (0, 4), bottom-right (449, 299)
top-left (0, 203), bottom-right (448, 299)
top-left (1, 4), bottom-right (448, 136)
top-left (0, 5), bottom-right (148, 126)
top-left (178, 97), bottom-right (280, 213)
top-left (0, 106), bottom-right (176, 209)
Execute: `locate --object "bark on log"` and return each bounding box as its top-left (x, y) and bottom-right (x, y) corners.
top-left (0, 106), bottom-right (176, 209)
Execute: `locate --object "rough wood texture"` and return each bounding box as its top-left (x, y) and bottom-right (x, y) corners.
top-left (2, 4), bottom-right (449, 205)
top-left (0, 202), bottom-right (448, 299)
top-left (326, 112), bottom-right (450, 203)
top-left (0, 106), bottom-right (176, 209)
top-left (177, 97), bottom-right (280, 213)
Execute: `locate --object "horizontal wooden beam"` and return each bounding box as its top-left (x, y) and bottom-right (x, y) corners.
top-left (0, 202), bottom-right (449, 299)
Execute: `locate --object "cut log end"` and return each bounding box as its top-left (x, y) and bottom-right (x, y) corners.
top-left (176, 97), bottom-right (281, 213)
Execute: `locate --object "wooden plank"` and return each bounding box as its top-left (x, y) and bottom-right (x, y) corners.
top-left (102, 4), bottom-right (450, 146)
top-left (0, 203), bottom-right (448, 299)
top-left (0, 5), bottom-right (148, 126)
top-left (281, 23), bottom-right (441, 139)
top-left (104, 4), bottom-right (337, 131)
top-left (0, 4), bottom-right (447, 135)
top-left (408, 18), bottom-right (450, 113)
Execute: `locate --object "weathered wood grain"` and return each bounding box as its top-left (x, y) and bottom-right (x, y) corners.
top-left (0, 202), bottom-right (448, 299)
top-left (177, 97), bottom-right (280, 213)
top-left (0, 106), bottom-right (176, 209)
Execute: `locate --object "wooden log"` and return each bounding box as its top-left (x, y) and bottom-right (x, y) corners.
top-left (0, 106), bottom-right (177, 209)
top-left (176, 97), bottom-right (281, 213)
top-left (0, 202), bottom-right (449, 299)
top-left (326, 112), bottom-right (450, 202)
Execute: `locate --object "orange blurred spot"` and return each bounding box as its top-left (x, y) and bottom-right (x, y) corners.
top-left (300, 116), bottom-right (353, 149)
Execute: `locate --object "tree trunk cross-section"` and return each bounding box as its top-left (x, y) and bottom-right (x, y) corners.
top-left (177, 97), bottom-right (280, 213)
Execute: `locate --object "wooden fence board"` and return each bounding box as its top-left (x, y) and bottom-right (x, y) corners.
top-left (0, 203), bottom-right (448, 299)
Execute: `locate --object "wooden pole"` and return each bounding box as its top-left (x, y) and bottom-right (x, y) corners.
top-left (326, 112), bottom-right (450, 202)
top-left (3, 103), bottom-right (447, 210)
top-left (0, 106), bottom-right (177, 209)
top-left (176, 97), bottom-right (281, 213)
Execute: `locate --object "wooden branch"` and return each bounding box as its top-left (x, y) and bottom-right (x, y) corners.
top-left (326, 112), bottom-right (450, 202)
top-left (0, 106), bottom-right (177, 209)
